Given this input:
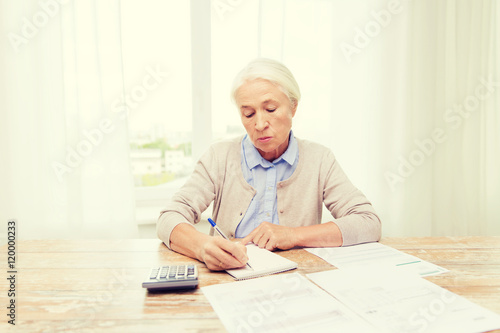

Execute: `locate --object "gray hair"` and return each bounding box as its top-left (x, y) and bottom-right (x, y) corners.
top-left (231, 58), bottom-right (301, 107)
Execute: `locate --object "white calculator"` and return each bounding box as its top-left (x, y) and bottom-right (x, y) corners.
top-left (142, 264), bottom-right (198, 291)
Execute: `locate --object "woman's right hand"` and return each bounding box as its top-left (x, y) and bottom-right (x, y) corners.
top-left (170, 223), bottom-right (249, 271)
top-left (198, 237), bottom-right (249, 271)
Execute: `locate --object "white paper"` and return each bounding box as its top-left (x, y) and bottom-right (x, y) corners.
top-left (307, 268), bottom-right (500, 333)
top-left (202, 272), bottom-right (380, 333)
top-left (225, 244), bottom-right (297, 280)
top-left (306, 242), bottom-right (448, 277)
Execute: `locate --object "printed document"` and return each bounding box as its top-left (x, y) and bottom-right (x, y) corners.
top-left (307, 268), bottom-right (500, 333)
top-left (202, 272), bottom-right (378, 333)
top-left (306, 242), bottom-right (448, 277)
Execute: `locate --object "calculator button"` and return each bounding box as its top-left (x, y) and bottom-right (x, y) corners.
top-left (150, 268), bottom-right (160, 278)
top-left (143, 264), bottom-right (198, 291)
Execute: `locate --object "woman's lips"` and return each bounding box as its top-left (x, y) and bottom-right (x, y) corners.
top-left (257, 137), bottom-right (272, 143)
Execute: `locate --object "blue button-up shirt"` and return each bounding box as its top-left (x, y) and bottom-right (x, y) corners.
top-left (235, 131), bottom-right (299, 238)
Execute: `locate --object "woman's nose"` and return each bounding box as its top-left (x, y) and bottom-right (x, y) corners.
top-left (254, 111), bottom-right (268, 131)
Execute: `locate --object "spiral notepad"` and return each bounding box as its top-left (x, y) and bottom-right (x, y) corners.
top-left (225, 244), bottom-right (298, 280)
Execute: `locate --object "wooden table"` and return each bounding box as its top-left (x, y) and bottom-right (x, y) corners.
top-left (1, 237), bottom-right (499, 332)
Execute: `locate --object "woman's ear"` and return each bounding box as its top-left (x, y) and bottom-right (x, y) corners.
top-left (291, 101), bottom-right (298, 117)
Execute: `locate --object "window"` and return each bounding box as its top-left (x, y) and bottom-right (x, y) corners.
top-left (121, 0), bottom-right (194, 224)
top-left (120, 0), bottom-right (336, 226)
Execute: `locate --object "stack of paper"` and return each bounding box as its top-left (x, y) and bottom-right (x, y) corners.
top-left (307, 268), bottom-right (500, 333)
top-left (202, 273), bottom-right (376, 333)
top-left (202, 243), bottom-right (500, 333)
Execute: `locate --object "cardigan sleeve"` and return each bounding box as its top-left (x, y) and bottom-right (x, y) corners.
top-left (321, 150), bottom-right (381, 246)
top-left (157, 146), bottom-right (218, 249)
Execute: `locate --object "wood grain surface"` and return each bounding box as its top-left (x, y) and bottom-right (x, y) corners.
top-left (0, 237), bottom-right (499, 332)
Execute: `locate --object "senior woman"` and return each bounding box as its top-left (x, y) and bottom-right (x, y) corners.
top-left (157, 58), bottom-right (381, 271)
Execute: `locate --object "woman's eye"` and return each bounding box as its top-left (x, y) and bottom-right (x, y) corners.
top-left (266, 108), bottom-right (276, 112)
top-left (244, 113), bottom-right (254, 118)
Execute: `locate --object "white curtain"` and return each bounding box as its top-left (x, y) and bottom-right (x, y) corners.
top-left (377, 0), bottom-right (500, 236)
top-left (212, 0), bottom-right (500, 237)
top-left (1, 0), bottom-right (498, 240)
top-left (0, 0), bottom-right (137, 239)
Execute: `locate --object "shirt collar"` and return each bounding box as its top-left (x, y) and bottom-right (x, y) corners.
top-left (242, 131), bottom-right (298, 169)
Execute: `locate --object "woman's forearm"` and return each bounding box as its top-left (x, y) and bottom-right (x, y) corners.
top-left (293, 222), bottom-right (343, 248)
top-left (170, 223), bottom-right (211, 262)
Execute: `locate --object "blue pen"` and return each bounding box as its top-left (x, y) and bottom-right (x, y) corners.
top-left (208, 218), bottom-right (252, 269)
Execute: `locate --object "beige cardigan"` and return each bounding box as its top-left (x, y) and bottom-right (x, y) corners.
top-left (157, 135), bottom-right (381, 248)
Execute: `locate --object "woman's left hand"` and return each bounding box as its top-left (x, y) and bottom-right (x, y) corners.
top-left (241, 222), bottom-right (298, 251)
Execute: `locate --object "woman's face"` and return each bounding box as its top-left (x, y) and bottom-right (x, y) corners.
top-left (235, 79), bottom-right (297, 161)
